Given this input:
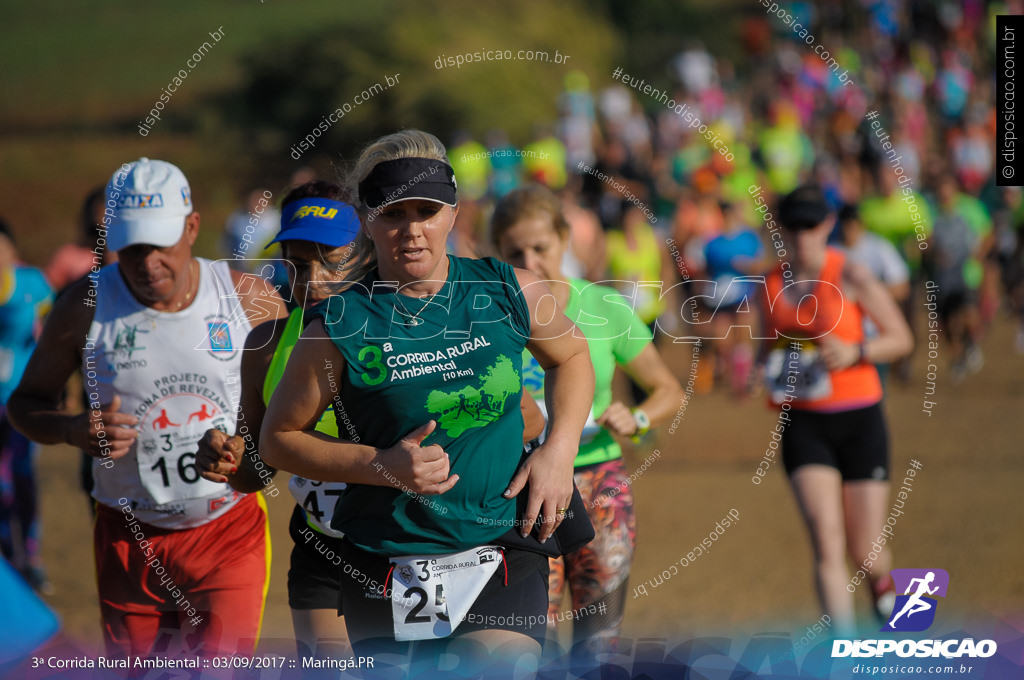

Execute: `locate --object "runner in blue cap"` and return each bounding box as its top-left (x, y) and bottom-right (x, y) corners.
top-left (197, 180), bottom-right (362, 657)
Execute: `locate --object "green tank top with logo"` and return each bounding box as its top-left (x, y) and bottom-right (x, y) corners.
top-left (309, 256), bottom-right (531, 556)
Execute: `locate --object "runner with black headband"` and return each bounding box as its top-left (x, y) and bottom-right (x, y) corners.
top-left (260, 130), bottom-right (595, 672)
top-left (197, 180), bottom-right (546, 659)
top-left (758, 186), bottom-right (913, 636)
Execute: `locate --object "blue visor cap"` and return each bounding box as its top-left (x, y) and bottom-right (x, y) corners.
top-left (267, 198), bottom-right (361, 248)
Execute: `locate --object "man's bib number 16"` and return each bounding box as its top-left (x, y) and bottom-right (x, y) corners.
top-left (137, 394), bottom-right (229, 504)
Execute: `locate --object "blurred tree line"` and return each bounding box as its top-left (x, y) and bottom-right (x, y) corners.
top-left (0, 0), bottom-right (735, 264)
top-left (207, 0), bottom-right (727, 180)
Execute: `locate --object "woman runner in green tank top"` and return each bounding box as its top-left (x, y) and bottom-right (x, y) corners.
top-left (260, 131), bottom-right (595, 672)
top-left (491, 184), bottom-right (685, 664)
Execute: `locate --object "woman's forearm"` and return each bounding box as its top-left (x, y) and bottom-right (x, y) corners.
top-left (541, 349), bottom-right (595, 461)
top-left (261, 429), bottom-right (383, 485)
top-left (636, 380), bottom-right (685, 427)
top-left (7, 394), bottom-right (78, 445)
top-left (863, 332), bottom-right (912, 365)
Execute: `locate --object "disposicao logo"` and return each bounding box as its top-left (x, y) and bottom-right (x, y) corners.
top-left (832, 568), bottom-right (997, 659)
top-left (883, 568), bottom-right (948, 632)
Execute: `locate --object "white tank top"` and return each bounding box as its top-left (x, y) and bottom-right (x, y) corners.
top-left (85, 258), bottom-right (252, 529)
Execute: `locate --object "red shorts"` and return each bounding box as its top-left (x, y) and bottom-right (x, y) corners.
top-left (94, 493), bottom-right (270, 658)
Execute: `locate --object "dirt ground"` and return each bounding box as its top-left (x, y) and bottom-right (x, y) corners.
top-left (27, 311), bottom-right (1024, 659)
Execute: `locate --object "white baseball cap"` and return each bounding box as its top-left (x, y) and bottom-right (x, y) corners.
top-left (106, 158), bottom-right (193, 251)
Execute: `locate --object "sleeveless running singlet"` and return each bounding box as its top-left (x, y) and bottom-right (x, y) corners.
top-left (310, 256), bottom-right (530, 555)
top-left (763, 248), bottom-right (883, 413)
top-left (262, 308), bottom-right (346, 538)
top-left (86, 259), bottom-right (252, 528)
top-left (606, 223), bottom-right (665, 324)
top-left (521, 278), bottom-right (651, 467)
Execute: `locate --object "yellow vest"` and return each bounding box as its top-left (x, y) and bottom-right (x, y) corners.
top-left (263, 308), bottom-right (338, 437)
top-left (606, 223), bottom-right (664, 324)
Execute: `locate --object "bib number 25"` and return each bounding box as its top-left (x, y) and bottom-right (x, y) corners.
top-left (403, 579), bottom-right (450, 625)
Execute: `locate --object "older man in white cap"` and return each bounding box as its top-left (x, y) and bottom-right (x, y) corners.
top-left (8, 158), bottom-right (287, 659)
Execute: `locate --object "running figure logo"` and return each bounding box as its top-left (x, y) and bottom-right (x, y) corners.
top-left (881, 568), bottom-right (950, 632)
top-left (151, 409), bottom-right (180, 430)
top-left (187, 404), bottom-right (216, 423)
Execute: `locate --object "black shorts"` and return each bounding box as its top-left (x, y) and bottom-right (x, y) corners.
top-left (697, 297), bottom-right (745, 315)
top-left (336, 538), bottom-right (549, 650)
top-left (938, 289), bottom-right (975, 324)
top-left (287, 504), bottom-right (347, 611)
top-left (781, 403), bottom-right (889, 481)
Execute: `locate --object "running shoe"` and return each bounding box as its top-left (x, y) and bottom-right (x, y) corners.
top-left (965, 345), bottom-right (984, 373)
top-left (950, 360), bottom-right (968, 384)
top-left (872, 576), bottom-right (897, 623)
top-left (22, 565), bottom-right (54, 596)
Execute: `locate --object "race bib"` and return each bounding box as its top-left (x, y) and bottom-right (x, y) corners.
top-left (533, 399), bottom-right (600, 446)
top-left (288, 476), bottom-right (348, 538)
top-left (764, 341), bottom-right (833, 404)
top-left (136, 394), bottom-right (232, 504)
top-left (389, 546), bottom-right (503, 641)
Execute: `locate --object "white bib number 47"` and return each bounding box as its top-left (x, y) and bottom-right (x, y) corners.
top-left (390, 546), bottom-right (502, 641)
